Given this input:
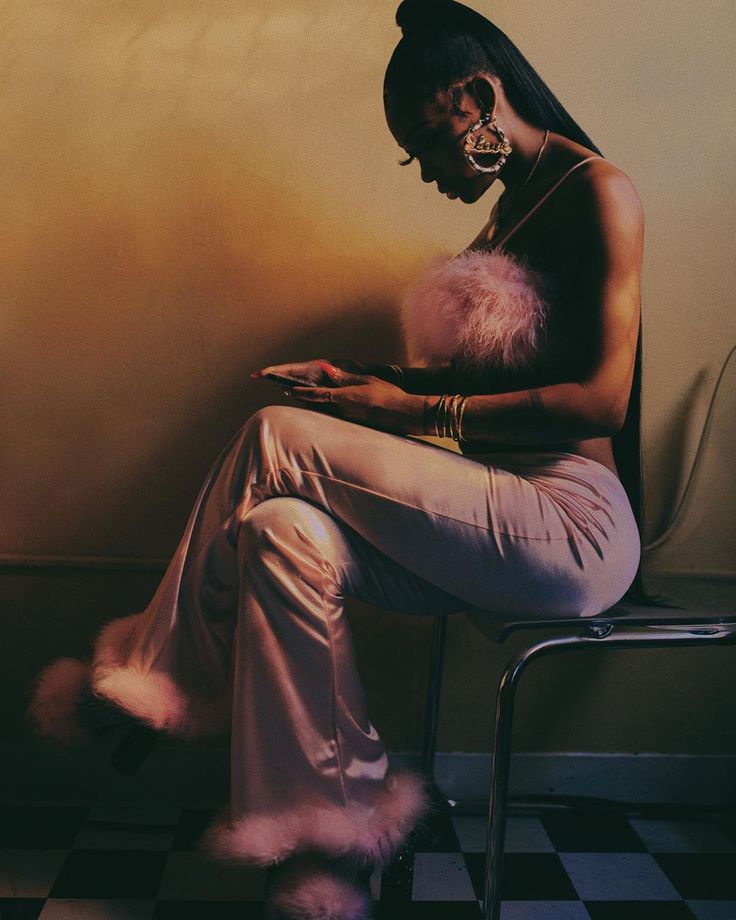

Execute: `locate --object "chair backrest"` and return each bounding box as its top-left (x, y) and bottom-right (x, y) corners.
top-left (644, 343), bottom-right (736, 576)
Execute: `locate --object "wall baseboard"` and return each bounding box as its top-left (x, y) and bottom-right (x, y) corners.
top-left (423, 751), bottom-right (736, 808)
top-left (4, 740), bottom-right (735, 808)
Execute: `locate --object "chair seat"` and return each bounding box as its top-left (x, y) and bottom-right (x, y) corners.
top-left (466, 572), bottom-right (736, 643)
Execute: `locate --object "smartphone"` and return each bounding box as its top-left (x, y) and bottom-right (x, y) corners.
top-left (263, 372), bottom-right (315, 387)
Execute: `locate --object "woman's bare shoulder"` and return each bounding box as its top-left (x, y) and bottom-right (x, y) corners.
top-left (576, 158), bottom-right (644, 232)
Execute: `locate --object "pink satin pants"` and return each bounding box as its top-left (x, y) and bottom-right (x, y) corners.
top-left (85, 404), bottom-right (641, 866)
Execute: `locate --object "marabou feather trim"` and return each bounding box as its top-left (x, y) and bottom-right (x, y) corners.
top-left (27, 611), bottom-right (232, 745)
top-left (90, 611), bottom-right (231, 739)
top-left (27, 657), bottom-right (92, 745)
top-left (265, 853), bottom-right (372, 920)
top-left (201, 768), bottom-right (432, 870)
top-left (400, 247), bottom-right (552, 372)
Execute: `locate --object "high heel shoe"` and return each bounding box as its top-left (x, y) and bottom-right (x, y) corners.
top-left (264, 851), bottom-right (374, 920)
top-left (75, 684), bottom-right (139, 735)
top-left (77, 686), bottom-right (160, 775)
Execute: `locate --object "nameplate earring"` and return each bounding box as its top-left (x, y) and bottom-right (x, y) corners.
top-left (463, 111), bottom-right (513, 175)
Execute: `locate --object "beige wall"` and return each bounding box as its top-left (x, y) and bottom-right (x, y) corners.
top-left (3, 2), bottom-right (734, 760)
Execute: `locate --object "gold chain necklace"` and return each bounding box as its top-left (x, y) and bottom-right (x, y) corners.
top-left (521, 128), bottom-right (550, 189)
top-left (492, 128), bottom-right (550, 224)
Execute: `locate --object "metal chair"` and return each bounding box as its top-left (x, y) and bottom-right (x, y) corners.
top-left (419, 343), bottom-right (736, 920)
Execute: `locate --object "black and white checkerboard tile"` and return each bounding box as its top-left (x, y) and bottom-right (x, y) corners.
top-left (1, 803), bottom-right (735, 919)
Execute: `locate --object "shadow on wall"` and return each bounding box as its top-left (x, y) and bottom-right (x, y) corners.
top-left (4, 121), bottom-right (415, 561)
top-left (644, 368), bottom-right (708, 543)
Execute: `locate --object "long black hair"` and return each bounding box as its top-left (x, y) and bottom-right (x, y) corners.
top-left (385, 0), bottom-right (653, 605)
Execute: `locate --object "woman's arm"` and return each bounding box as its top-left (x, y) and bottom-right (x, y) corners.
top-left (431, 378), bottom-right (629, 444)
top-left (387, 364), bottom-right (455, 394)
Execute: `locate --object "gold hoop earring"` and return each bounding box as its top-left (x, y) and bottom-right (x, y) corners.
top-left (463, 110), bottom-right (513, 175)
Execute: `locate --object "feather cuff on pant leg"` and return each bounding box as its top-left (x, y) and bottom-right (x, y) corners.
top-left (90, 611), bottom-right (231, 740)
top-left (200, 768), bottom-right (432, 870)
top-left (26, 657), bottom-right (92, 745)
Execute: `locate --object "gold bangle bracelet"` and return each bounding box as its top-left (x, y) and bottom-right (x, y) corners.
top-left (388, 363), bottom-right (404, 387)
top-left (449, 394), bottom-right (461, 440)
top-left (441, 395), bottom-right (451, 438)
top-left (448, 395), bottom-right (457, 441)
top-left (433, 395), bottom-right (446, 438)
top-left (456, 395), bottom-right (468, 442)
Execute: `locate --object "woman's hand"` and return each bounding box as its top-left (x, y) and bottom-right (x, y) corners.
top-left (291, 365), bottom-right (423, 435)
top-left (250, 359), bottom-right (341, 387)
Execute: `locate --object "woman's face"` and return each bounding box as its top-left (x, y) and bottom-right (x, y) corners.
top-left (385, 88), bottom-right (499, 204)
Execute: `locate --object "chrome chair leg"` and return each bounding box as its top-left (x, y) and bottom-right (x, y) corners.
top-left (421, 614), bottom-right (448, 778)
top-left (481, 631), bottom-right (614, 919)
top-left (482, 641), bottom-right (538, 920)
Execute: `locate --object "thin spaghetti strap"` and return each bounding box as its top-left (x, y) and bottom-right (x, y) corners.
top-left (494, 155), bottom-right (602, 250)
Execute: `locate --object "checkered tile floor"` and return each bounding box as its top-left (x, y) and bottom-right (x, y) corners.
top-left (1, 802), bottom-right (735, 919)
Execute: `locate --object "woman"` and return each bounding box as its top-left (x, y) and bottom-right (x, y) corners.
top-left (28, 2), bottom-right (646, 918)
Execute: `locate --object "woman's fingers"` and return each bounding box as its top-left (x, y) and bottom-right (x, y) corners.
top-left (250, 362), bottom-right (313, 380)
top-left (250, 359), bottom-right (365, 376)
top-left (251, 360), bottom-right (370, 389)
top-left (250, 361), bottom-right (332, 386)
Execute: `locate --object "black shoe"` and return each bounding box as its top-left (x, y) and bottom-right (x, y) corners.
top-left (75, 686), bottom-right (136, 735)
top-left (110, 722), bottom-right (160, 775)
top-left (75, 686), bottom-right (160, 775)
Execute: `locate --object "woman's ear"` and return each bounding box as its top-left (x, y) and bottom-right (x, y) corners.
top-left (468, 74), bottom-right (500, 117)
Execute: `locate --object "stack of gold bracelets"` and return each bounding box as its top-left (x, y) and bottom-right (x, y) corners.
top-left (388, 363), bottom-right (467, 443)
top-left (429, 393), bottom-right (468, 442)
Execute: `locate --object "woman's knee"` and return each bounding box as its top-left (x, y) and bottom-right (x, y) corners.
top-left (242, 404), bottom-right (312, 444)
top-left (237, 497), bottom-right (355, 587)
